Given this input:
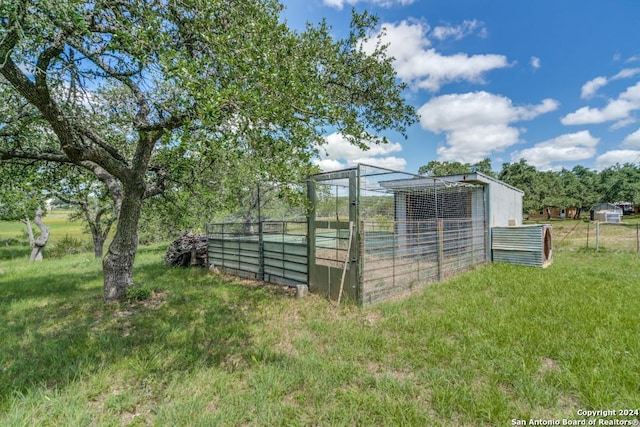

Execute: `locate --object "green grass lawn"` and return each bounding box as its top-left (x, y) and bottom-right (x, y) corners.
top-left (1, 239), bottom-right (640, 426)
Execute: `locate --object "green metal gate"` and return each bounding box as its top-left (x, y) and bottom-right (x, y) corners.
top-left (307, 169), bottom-right (359, 302)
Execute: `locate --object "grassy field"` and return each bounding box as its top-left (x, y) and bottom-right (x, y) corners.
top-left (1, 217), bottom-right (640, 425)
top-left (0, 210), bottom-right (101, 260)
top-left (528, 215), bottom-right (640, 254)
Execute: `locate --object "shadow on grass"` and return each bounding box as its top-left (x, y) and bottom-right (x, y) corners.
top-left (0, 269), bottom-right (101, 306)
top-left (0, 259), bottom-right (292, 409)
top-left (0, 242), bottom-right (32, 260)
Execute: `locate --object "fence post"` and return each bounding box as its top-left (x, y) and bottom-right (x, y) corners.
top-left (392, 220), bottom-right (396, 288)
top-left (221, 223), bottom-right (225, 270)
top-left (595, 221), bottom-right (600, 252)
top-left (637, 222), bottom-right (639, 254)
top-left (257, 182), bottom-right (265, 281)
top-left (586, 221), bottom-right (589, 249)
top-left (258, 221), bottom-right (265, 281)
top-left (437, 219), bottom-right (444, 281)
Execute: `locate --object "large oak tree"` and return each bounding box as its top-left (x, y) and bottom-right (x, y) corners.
top-left (0, 0), bottom-right (415, 300)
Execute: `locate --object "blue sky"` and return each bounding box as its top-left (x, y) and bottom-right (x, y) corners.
top-left (280, 0), bottom-right (640, 174)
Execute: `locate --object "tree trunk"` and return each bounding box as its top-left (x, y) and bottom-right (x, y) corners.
top-left (88, 215), bottom-right (112, 260)
top-left (29, 207), bottom-right (50, 261)
top-left (22, 217), bottom-right (35, 247)
top-left (93, 234), bottom-right (106, 259)
top-left (77, 198), bottom-right (115, 260)
top-left (102, 186), bottom-right (143, 301)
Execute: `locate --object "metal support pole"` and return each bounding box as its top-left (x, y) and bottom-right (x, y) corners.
top-left (221, 223), bottom-right (225, 269)
top-left (586, 222), bottom-right (589, 249)
top-left (437, 219), bottom-right (444, 281)
top-left (257, 182), bottom-right (265, 281)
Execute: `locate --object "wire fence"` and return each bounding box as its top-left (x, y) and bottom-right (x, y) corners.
top-left (361, 218), bottom-right (486, 304)
top-left (546, 220), bottom-right (640, 253)
top-left (356, 165), bottom-right (487, 304)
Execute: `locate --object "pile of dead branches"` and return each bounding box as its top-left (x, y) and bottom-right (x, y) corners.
top-left (165, 232), bottom-right (208, 267)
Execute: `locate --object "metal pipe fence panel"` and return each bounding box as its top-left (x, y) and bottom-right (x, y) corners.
top-left (206, 221), bottom-right (308, 286)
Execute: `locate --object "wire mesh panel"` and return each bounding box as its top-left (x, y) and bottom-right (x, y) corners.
top-left (357, 165), bottom-right (486, 305)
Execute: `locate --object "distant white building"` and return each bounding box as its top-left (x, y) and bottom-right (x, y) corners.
top-left (590, 203), bottom-right (622, 223)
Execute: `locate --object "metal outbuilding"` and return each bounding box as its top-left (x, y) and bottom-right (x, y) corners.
top-left (590, 203), bottom-right (622, 223)
top-left (373, 171), bottom-right (525, 265)
top-left (430, 172), bottom-right (524, 227)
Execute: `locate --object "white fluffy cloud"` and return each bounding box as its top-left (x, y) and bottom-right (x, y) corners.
top-left (418, 91), bottom-right (559, 163)
top-left (361, 20), bottom-right (511, 92)
top-left (580, 77), bottom-right (608, 100)
top-left (530, 56), bottom-right (541, 70)
top-left (432, 20), bottom-right (487, 41)
top-left (596, 150), bottom-right (640, 170)
top-left (562, 81), bottom-right (640, 126)
top-left (614, 68), bottom-right (640, 79)
top-left (580, 69), bottom-right (640, 100)
top-left (323, 0), bottom-right (414, 9)
top-left (511, 131), bottom-right (599, 170)
top-left (314, 132), bottom-right (407, 171)
top-left (622, 128), bottom-right (640, 146)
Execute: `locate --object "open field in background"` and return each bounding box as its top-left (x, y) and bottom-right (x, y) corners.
top-left (1, 213), bottom-right (640, 425)
top-left (0, 210), bottom-right (103, 260)
top-left (527, 216), bottom-right (640, 254)
top-left (0, 209), bottom-right (87, 241)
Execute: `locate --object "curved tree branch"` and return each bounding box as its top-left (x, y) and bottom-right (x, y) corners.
top-left (35, 32), bottom-right (66, 93)
top-left (1, 55), bottom-right (131, 180)
top-left (67, 40), bottom-right (151, 127)
top-left (79, 161), bottom-right (123, 216)
top-left (0, 148), bottom-right (74, 163)
top-left (79, 127), bottom-right (129, 165)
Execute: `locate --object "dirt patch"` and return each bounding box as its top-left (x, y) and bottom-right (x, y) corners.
top-left (113, 291), bottom-right (168, 323)
top-left (366, 361), bottom-right (415, 381)
top-left (121, 409), bottom-right (150, 426)
top-left (537, 357), bottom-right (561, 378)
top-left (557, 392), bottom-right (580, 411)
top-left (363, 310), bottom-right (382, 327)
top-left (141, 291), bottom-right (167, 309)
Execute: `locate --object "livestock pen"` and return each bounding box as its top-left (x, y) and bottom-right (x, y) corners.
top-left (207, 164), bottom-right (525, 305)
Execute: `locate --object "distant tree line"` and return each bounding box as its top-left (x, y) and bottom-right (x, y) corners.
top-left (419, 158), bottom-right (640, 218)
